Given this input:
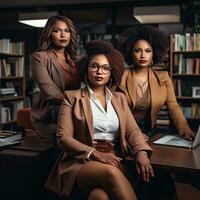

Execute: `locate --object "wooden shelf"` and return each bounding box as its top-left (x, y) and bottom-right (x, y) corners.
top-left (172, 51), bottom-right (200, 54)
top-left (169, 34), bottom-right (200, 132)
top-left (0, 42), bottom-right (25, 130)
top-left (1, 120), bottom-right (17, 125)
top-left (186, 118), bottom-right (200, 121)
top-left (176, 96), bottom-right (200, 101)
top-left (0, 52), bottom-right (23, 57)
top-left (0, 76), bottom-right (24, 80)
top-left (0, 96), bottom-right (24, 102)
top-left (172, 74), bottom-right (200, 78)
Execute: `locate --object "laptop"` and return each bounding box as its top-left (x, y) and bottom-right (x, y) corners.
top-left (153, 125), bottom-right (200, 149)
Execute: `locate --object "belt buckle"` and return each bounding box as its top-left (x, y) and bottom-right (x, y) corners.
top-left (94, 140), bottom-right (113, 153)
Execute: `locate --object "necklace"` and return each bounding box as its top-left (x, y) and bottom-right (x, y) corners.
top-left (135, 76), bottom-right (148, 95)
top-left (136, 77), bottom-right (148, 85)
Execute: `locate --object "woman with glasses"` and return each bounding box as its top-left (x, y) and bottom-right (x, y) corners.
top-left (30, 16), bottom-right (81, 142)
top-left (45, 40), bottom-right (154, 200)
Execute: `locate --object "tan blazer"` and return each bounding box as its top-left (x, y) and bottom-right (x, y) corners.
top-left (45, 88), bottom-right (152, 196)
top-left (117, 68), bottom-right (191, 136)
top-left (30, 50), bottom-right (80, 136)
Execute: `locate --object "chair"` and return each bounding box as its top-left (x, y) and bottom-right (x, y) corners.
top-left (16, 108), bottom-right (35, 133)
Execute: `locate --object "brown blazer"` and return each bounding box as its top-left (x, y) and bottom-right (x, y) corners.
top-left (45, 88), bottom-right (152, 196)
top-left (117, 68), bottom-right (191, 136)
top-left (30, 50), bottom-right (80, 136)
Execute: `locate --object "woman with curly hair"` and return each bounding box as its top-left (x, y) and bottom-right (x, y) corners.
top-left (30, 15), bottom-right (81, 141)
top-left (116, 25), bottom-right (195, 199)
top-left (45, 40), bottom-right (154, 200)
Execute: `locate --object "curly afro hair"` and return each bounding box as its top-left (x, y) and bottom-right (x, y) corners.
top-left (119, 25), bottom-right (169, 66)
top-left (78, 40), bottom-right (125, 87)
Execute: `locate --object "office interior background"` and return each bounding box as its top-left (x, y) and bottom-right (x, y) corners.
top-left (0, 0), bottom-right (200, 199)
top-left (0, 0), bottom-right (199, 131)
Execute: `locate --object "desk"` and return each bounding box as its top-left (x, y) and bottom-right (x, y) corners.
top-left (150, 134), bottom-right (200, 200)
top-left (150, 134), bottom-right (200, 174)
top-left (0, 135), bottom-right (57, 200)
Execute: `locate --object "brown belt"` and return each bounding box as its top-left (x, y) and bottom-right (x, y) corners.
top-left (93, 140), bottom-right (115, 153)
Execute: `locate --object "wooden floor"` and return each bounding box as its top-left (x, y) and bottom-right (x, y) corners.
top-left (176, 183), bottom-right (200, 200)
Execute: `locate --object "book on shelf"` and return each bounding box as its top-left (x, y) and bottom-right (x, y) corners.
top-left (0, 39), bottom-right (24, 54)
top-left (0, 107), bottom-right (11, 124)
top-left (181, 107), bottom-right (192, 118)
top-left (171, 33), bottom-right (200, 52)
top-left (173, 55), bottom-right (200, 74)
top-left (0, 57), bottom-right (24, 77)
top-left (172, 79), bottom-right (179, 96)
top-left (0, 130), bottom-right (22, 147)
top-left (173, 79), bottom-right (194, 97)
top-left (191, 103), bottom-right (200, 119)
top-left (0, 88), bottom-right (16, 95)
top-left (181, 104), bottom-right (200, 119)
top-left (1, 101), bottom-right (23, 123)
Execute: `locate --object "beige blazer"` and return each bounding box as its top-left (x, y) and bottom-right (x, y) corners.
top-left (117, 68), bottom-right (191, 136)
top-left (30, 50), bottom-right (80, 136)
top-left (45, 88), bottom-right (152, 196)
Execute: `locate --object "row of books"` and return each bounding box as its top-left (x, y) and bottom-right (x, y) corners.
top-left (181, 103), bottom-right (200, 119)
top-left (173, 79), bottom-right (200, 97)
top-left (0, 101), bottom-right (23, 124)
top-left (0, 39), bottom-right (24, 55)
top-left (173, 56), bottom-right (200, 74)
top-left (0, 57), bottom-right (24, 77)
top-left (171, 33), bottom-right (200, 52)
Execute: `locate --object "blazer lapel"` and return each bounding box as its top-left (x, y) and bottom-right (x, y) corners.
top-left (149, 68), bottom-right (163, 127)
top-left (111, 95), bottom-right (125, 141)
top-left (127, 70), bottom-right (137, 108)
top-left (47, 49), bottom-right (59, 68)
top-left (81, 88), bottom-right (93, 142)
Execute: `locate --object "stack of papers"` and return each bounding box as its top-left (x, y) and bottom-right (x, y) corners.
top-left (0, 130), bottom-right (22, 147)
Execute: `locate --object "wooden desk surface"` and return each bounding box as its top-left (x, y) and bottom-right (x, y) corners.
top-left (0, 134), bottom-right (54, 155)
top-left (150, 134), bottom-right (200, 174)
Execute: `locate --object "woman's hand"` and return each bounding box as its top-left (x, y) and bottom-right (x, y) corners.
top-left (90, 150), bottom-right (122, 168)
top-left (136, 151), bottom-right (154, 182)
top-left (182, 130), bottom-right (195, 141)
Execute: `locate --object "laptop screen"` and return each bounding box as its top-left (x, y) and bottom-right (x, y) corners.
top-left (192, 125), bottom-right (200, 148)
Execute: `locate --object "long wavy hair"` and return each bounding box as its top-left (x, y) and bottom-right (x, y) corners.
top-left (38, 15), bottom-right (77, 60)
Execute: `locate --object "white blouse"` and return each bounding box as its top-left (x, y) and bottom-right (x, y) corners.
top-left (87, 85), bottom-right (119, 142)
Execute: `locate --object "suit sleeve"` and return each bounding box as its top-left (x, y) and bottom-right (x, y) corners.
top-left (31, 52), bottom-right (63, 104)
top-left (164, 72), bottom-right (191, 135)
top-left (120, 94), bottom-right (152, 157)
top-left (56, 91), bottom-right (94, 162)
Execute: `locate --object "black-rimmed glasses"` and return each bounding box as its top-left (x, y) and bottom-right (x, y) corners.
top-left (88, 63), bottom-right (112, 74)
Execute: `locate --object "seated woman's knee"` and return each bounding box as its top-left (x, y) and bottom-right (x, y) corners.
top-left (88, 187), bottom-right (110, 200)
top-left (102, 165), bottom-right (122, 185)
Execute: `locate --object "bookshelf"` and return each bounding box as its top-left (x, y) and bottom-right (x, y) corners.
top-left (77, 33), bottom-right (112, 56)
top-left (169, 33), bottom-right (200, 131)
top-left (0, 39), bottom-right (25, 130)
